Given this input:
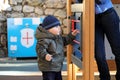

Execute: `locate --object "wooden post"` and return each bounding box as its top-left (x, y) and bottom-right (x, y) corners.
top-left (82, 0), bottom-right (90, 79)
top-left (82, 0), bottom-right (94, 80)
top-left (66, 0), bottom-right (73, 80)
top-left (73, 64), bottom-right (78, 80)
top-left (89, 0), bottom-right (95, 80)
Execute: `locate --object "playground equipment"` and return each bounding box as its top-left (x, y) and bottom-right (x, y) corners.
top-left (66, 0), bottom-right (120, 80)
top-left (66, 0), bottom-right (94, 80)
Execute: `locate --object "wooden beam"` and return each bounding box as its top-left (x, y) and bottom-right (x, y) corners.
top-left (89, 0), bottom-right (95, 80)
top-left (112, 0), bottom-right (120, 4)
top-left (66, 0), bottom-right (73, 80)
top-left (82, 0), bottom-right (90, 79)
top-left (73, 64), bottom-right (77, 80)
top-left (82, 0), bottom-right (94, 80)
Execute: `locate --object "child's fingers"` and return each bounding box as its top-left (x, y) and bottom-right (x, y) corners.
top-left (75, 29), bottom-right (80, 33)
top-left (45, 54), bottom-right (52, 61)
top-left (72, 29), bottom-right (80, 36)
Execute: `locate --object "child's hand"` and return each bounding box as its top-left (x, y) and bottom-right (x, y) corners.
top-left (72, 29), bottom-right (79, 36)
top-left (45, 54), bottom-right (52, 61)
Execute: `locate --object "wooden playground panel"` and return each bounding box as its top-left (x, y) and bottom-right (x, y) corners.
top-left (66, 0), bottom-right (118, 80)
top-left (67, 0), bottom-right (94, 80)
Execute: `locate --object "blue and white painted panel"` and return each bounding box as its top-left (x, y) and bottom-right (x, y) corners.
top-left (7, 18), bottom-right (44, 57)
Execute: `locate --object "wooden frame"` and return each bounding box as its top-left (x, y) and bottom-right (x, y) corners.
top-left (66, 0), bottom-right (94, 80)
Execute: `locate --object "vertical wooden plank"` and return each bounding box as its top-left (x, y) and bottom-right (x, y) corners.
top-left (73, 64), bottom-right (77, 80)
top-left (66, 45), bottom-right (73, 80)
top-left (89, 0), bottom-right (95, 80)
top-left (82, 0), bottom-right (90, 79)
top-left (66, 0), bottom-right (73, 80)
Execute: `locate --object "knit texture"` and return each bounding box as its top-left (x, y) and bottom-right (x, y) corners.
top-left (42, 15), bottom-right (60, 30)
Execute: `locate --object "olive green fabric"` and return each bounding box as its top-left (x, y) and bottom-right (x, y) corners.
top-left (35, 26), bottom-right (75, 71)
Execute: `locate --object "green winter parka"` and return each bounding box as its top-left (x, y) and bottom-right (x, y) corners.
top-left (35, 27), bottom-right (75, 72)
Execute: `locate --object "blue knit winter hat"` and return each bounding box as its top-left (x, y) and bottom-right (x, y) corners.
top-left (42, 15), bottom-right (60, 30)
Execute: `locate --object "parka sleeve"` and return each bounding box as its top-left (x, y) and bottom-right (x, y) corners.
top-left (62, 32), bottom-right (75, 46)
top-left (36, 39), bottom-right (49, 60)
